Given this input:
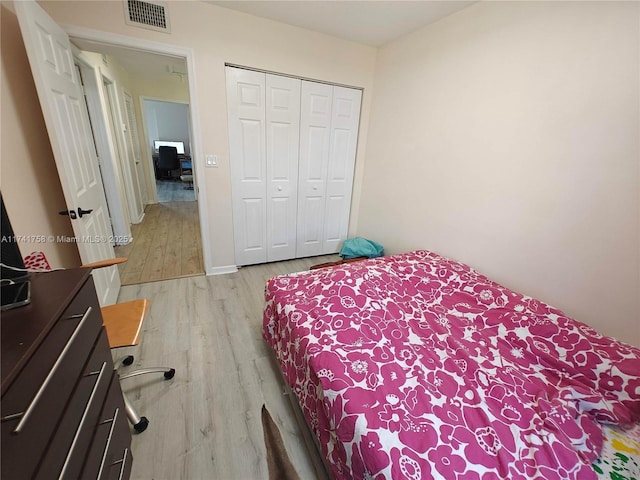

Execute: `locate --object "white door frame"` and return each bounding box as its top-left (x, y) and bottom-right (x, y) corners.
top-left (63, 24), bottom-right (213, 275)
top-left (74, 52), bottom-right (132, 244)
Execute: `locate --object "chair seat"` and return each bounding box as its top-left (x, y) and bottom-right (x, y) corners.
top-left (101, 299), bottom-right (150, 348)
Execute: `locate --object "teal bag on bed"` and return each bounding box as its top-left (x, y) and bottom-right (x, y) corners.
top-left (339, 237), bottom-right (384, 259)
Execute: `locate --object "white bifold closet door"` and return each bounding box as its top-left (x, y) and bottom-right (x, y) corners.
top-left (297, 82), bottom-right (362, 257)
top-left (227, 66), bottom-right (361, 266)
top-left (227, 68), bottom-right (301, 265)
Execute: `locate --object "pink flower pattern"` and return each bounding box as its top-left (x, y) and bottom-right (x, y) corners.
top-left (263, 250), bottom-right (640, 479)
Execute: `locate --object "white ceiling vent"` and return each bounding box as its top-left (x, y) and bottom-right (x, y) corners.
top-left (124, 0), bottom-right (171, 34)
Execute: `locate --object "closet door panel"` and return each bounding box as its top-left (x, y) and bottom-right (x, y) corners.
top-left (242, 198), bottom-right (265, 250)
top-left (227, 67), bottom-right (267, 266)
top-left (301, 196), bottom-right (323, 245)
top-left (323, 86), bottom-right (362, 253)
top-left (266, 74), bottom-right (300, 262)
top-left (297, 81), bottom-right (332, 257)
top-left (229, 67), bottom-right (362, 265)
top-left (324, 195), bottom-right (344, 244)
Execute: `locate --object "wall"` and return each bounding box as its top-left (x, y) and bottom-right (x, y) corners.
top-left (130, 72), bottom-right (189, 103)
top-left (130, 69), bottom-right (190, 202)
top-left (38, 0), bottom-right (377, 272)
top-left (1, 2), bottom-right (80, 267)
top-left (144, 100), bottom-right (191, 155)
top-left (358, 2), bottom-right (640, 346)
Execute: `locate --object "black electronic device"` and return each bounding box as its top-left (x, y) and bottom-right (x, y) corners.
top-left (1, 280), bottom-right (30, 311)
top-left (1, 193), bottom-right (29, 282)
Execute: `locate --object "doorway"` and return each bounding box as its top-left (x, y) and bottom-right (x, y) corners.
top-left (143, 99), bottom-right (195, 203)
top-left (71, 38), bottom-right (206, 285)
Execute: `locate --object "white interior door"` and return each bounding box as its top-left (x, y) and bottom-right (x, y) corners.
top-left (104, 80), bottom-right (143, 224)
top-left (226, 67), bottom-right (267, 266)
top-left (124, 91), bottom-right (148, 206)
top-left (75, 56), bottom-right (131, 245)
top-left (323, 86), bottom-right (362, 253)
top-left (296, 81), bottom-right (333, 258)
top-left (16, 0), bottom-right (120, 305)
top-left (266, 74), bottom-right (300, 262)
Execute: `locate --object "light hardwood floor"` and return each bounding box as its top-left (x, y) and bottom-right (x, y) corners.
top-left (116, 255), bottom-right (338, 480)
top-left (115, 201), bottom-right (204, 286)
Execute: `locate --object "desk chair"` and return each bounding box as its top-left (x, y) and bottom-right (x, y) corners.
top-left (157, 146), bottom-right (180, 180)
top-left (23, 253), bottom-right (175, 434)
top-left (99, 292), bottom-right (175, 433)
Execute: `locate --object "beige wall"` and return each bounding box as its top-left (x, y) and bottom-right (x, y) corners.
top-left (39, 0), bottom-right (377, 271)
top-left (1, 2), bottom-right (80, 267)
top-left (131, 74), bottom-right (189, 104)
top-left (6, 0), bottom-right (635, 345)
top-left (130, 75), bottom-right (190, 202)
top-left (358, 1), bottom-right (640, 346)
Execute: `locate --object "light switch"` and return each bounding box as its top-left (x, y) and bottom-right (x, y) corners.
top-left (205, 155), bottom-right (218, 167)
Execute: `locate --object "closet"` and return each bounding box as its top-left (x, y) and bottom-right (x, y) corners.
top-left (226, 66), bottom-right (362, 266)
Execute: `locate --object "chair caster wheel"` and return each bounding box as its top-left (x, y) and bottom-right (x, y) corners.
top-left (164, 368), bottom-right (176, 380)
top-left (122, 355), bottom-right (134, 366)
top-left (134, 417), bottom-right (149, 433)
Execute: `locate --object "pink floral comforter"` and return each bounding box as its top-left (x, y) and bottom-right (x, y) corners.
top-left (263, 250), bottom-right (640, 479)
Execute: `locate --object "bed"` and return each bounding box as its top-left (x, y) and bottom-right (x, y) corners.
top-left (263, 250), bottom-right (640, 479)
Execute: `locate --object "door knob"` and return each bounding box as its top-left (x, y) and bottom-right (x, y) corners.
top-left (59, 209), bottom-right (77, 219)
top-left (78, 208), bottom-right (93, 218)
top-left (313, 186), bottom-right (318, 191)
top-left (277, 186), bottom-right (283, 191)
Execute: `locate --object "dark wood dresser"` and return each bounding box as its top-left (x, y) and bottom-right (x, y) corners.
top-left (1, 269), bottom-right (132, 480)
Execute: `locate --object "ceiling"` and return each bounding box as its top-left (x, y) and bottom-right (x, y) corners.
top-left (208, 1), bottom-right (475, 47)
top-left (71, 1), bottom-right (474, 80)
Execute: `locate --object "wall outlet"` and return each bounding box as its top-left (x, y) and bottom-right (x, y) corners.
top-left (205, 154), bottom-right (218, 167)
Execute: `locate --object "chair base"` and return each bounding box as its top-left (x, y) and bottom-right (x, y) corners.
top-left (114, 354), bottom-right (135, 369)
top-left (119, 366), bottom-right (175, 433)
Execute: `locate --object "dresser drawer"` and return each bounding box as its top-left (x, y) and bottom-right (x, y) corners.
top-left (35, 328), bottom-right (115, 480)
top-left (106, 443), bottom-right (133, 480)
top-left (82, 374), bottom-right (132, 480)
top-left (1, 280), bottom-right (103, 480)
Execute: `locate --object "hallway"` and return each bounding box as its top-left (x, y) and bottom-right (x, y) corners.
top-left (115, 201), bottom-right (204, 285)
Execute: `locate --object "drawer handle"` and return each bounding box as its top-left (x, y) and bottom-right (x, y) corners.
top-left (58, 361), bottom-right (108, 480)
top-left (12, 306), bottom-right (93, 434)
top-left (112, 447), bottom-right (129, 480)
top-left (97, 407), bottom-right (119, 479)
